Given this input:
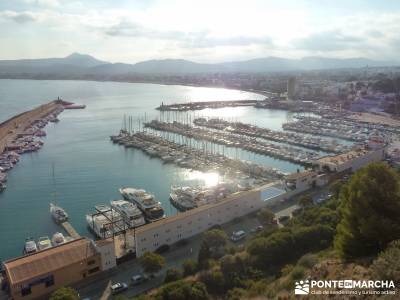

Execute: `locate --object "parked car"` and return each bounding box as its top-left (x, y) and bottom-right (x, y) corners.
top-left (110, 282), bottom-right (128, 295)
top-left (131, 274), bottom-right (148, 286)
top-left (230, 230), bottom-right (246, 242)
top-left (250, 225), bottom-right (263, 233)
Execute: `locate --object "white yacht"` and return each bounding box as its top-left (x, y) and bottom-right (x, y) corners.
top-left (51, 232), bottom-right (66, 246)
top-left (23, 238), bottom-right (38, 255)
top-left (50, 203), bottom-right (68, 224)
top-left (37, 236), bottom-right (52, 250)
top-left (169, 186), bottom-right (198, 212)
top-left (119, 187), bottom-right (165, 222)
top-left (86, 205), bottom-right (124, 239)
top-left (110, 200), bottom-right (146, 228)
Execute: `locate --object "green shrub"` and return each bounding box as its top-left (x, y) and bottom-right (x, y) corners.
top-left (164, 268), bottom-right (182, 283)
top-left (182, 259), bottom-right (198, 276)
top-left (297, 253), bottom-right (318, 269)
top-left (290, 265), bottom-right (306, 280)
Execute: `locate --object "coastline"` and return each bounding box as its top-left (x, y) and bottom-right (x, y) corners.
top-left (0, 77), bottom-right (272, 99)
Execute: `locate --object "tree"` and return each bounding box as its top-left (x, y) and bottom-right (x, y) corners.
top-left (164, 268), bottom-right (182, 283)
top-left (371, 240), bottom-right (400, 286)
top-left (197, 242), bottom-right (211, 269)
top-left (298, 195), bottom-right (313, 208)
top-left (49, 287), bottom-right (79, 300)
top-left (334, 163), bottom-right (400, 259)
top-left (183, 259), bottom-right (198, 276)
top-left (220, 254), bottom-right (247, 289)
top-left (257, 207), bottom-right (275, 225)
top-left (199, 269), bottom-right (225, 294)
top-left (202, 229), bottom-right (228, 250)
top-left (139, 252), bottom-right (165, 275)
top-left (330, 180), bottom-right (343, 199)
top-left (156, 280), bottom-right (209, 300)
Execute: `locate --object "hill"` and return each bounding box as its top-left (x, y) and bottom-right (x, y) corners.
top-left (0, 53), bottom-right (397, 77)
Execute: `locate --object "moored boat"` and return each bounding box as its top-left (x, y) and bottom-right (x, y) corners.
top-left (86, 205), bottom-right (125, 239)
top-left (50, 203), bottom-right (69, 224)
top-left (51, 232), bottom-right (66, 246)
top-left (119, 187), bottom-right (165, 222)
top-left (110, 199), bottom-right (146, 228)
top-left (37, 236), bottom-right (52, 250)
top-left (23, 238), bottom-right (38, 255)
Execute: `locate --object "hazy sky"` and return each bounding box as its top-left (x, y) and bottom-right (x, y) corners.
top-left (1, 0), bottom-right (399, 63)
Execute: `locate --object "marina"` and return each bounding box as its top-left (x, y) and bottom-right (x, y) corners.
top-left (0, 80), bottom-right (272, 262)
top-left (283, 116), bottom-right (372, 141)
top-left (111, 130), bottom-right (285, 180)
top-left (143, 119), bottom-right (323, 165)
top-left (192, 117), bottom-right (352, 153)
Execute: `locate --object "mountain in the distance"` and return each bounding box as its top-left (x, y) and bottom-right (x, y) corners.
top-left (0, 53), bottom-right (397, 77)
top-left (0, 53), bottom-right (107, 75)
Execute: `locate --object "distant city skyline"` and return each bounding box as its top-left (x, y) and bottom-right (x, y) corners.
top-left (1, 0), bottom-right (400, 63)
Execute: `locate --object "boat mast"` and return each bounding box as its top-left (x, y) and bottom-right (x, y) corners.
top-left (52, 163), bottom-right (57, 205)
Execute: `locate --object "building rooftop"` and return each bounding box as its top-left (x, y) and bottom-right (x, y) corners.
top-left (317, 149), bottom-right (369, 166)
top-left (285, 170), bottom-right (316, 180)
top-left (4, 238), bottom-right (97, 285)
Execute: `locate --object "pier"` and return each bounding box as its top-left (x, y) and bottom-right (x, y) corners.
top-left (0, 99), bottom-right (72, 192)
top-left (157, 99), bottom-right (262, 111)
top-left (0, 100), bottom-right (65, 154)
top-left (60, 221), bottom-right (81, 239)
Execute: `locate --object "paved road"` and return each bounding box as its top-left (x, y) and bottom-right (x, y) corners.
top-left (77, 214), bottom-right (262, 299)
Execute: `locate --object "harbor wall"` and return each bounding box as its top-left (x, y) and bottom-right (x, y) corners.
top-left (0, 100), bottom-right (62, 154)
top-left (133, 183), bottom-right (289, 257)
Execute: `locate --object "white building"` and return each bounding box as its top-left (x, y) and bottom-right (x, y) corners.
top-left (284, 170), bottom-right (327, 191)
top-left (94, 238), bottom-right (117, 271)
top-left (132, 183), bottom-right (288, 257)
top-left (316, 148), bottom-right (386, 173)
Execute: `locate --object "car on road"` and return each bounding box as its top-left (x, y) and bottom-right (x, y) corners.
top-left (250, 225), bottom-right (263, 233)
top-left (131, 274), bottom-right (148, 286)
top-left (110, 282), bottom-right (128, 295)
top-left (230, 230), bottom-right (246, 242)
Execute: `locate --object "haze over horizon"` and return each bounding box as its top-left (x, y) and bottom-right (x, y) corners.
top-left (1, 0), bottom-right (400, 64)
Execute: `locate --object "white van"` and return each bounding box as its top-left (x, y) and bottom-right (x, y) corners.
top-left (230, 230), bottom-right (246, 242)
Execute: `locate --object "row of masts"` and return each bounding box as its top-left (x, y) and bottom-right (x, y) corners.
top-left (121, 111), bottom-right (273, 134)
top-left (119, 114), bottom-right (245, 159)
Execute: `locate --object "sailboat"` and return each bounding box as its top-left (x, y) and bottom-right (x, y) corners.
top-left (49, 164), bottom-right (68, 224)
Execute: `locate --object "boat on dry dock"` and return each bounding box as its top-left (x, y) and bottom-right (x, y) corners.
top-left (86, 205), bottom-right (125, 239)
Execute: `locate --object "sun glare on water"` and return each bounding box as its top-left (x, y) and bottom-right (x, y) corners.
top-left (182, 171), bottom-right (220, 187)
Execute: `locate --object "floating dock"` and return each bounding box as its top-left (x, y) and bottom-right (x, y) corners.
top-left (60, 221), bottom-right (81, 239)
